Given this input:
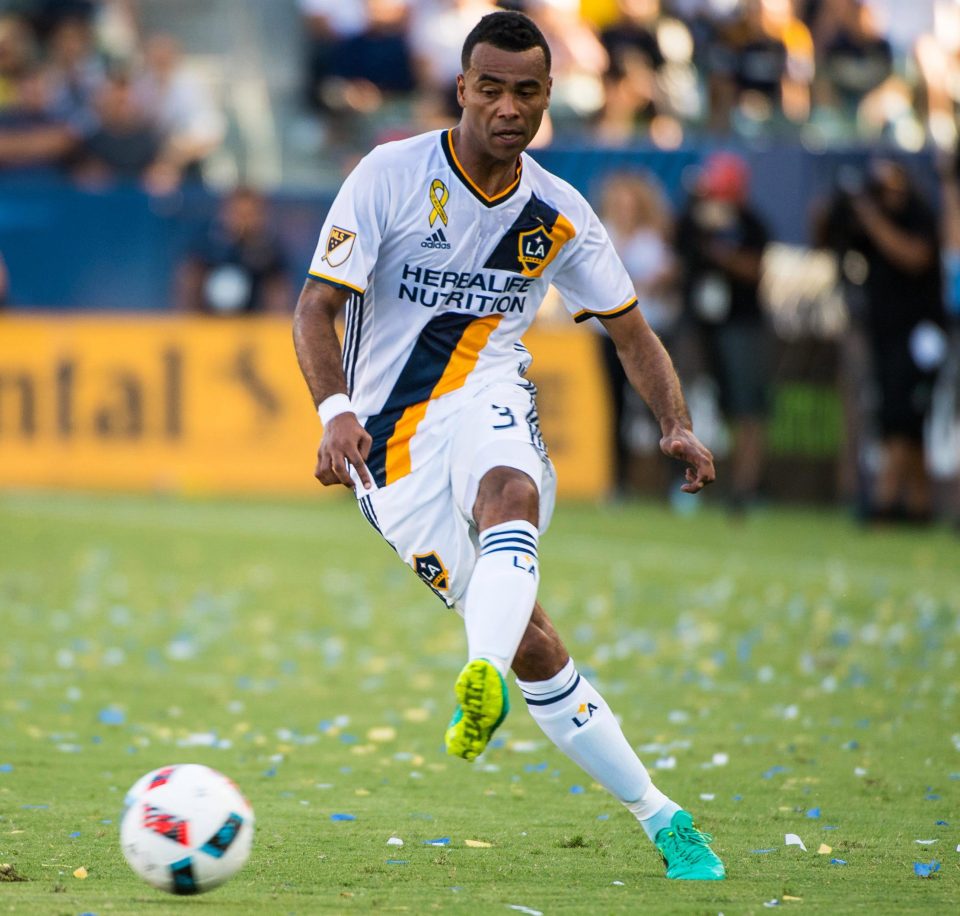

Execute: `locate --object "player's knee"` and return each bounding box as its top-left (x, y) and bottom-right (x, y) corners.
top-left (513, 622), bottom-right (568, 681)
top-left (475, 466), bottom-right (539, 529)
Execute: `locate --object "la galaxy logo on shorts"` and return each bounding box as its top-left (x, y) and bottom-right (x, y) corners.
top-left (322, 226), bottom-right (356, 267)
top-left (413, 550), bottom-right (449, 591)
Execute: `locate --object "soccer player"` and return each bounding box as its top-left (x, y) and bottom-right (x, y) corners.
top-left (293, 10), bottom-right (725, 881)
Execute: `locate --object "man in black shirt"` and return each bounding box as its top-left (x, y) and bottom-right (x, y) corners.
top-left (676, 152), bottom-right (771, 511)
top-left (177, 187), bottom-right (292, 316)
top-left (819, 159), bottom-right (947, 522)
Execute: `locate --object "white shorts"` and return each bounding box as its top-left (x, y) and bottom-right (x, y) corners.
top-left (354, 381), bottom-right (556, 610)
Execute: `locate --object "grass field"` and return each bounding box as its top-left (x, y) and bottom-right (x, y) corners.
top-left (1, 489), bottom-right (958, 914)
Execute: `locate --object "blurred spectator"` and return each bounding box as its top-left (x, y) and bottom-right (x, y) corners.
top-left (809, 0), bottom-right (893, 132)
top-left (409, 0), bottom-right (498, 125)
top-left (817, 159), bottom-right (947, 523)
top-left (936, 150), bottom-right (960, 527)
top-left (597, 171), bottom-right (678, 495)
top-left (513, 0), bottom-right (608, 129)
top-left (708, 0), bottom-right (813, 136)
top-left (43, 12), bottom-right (104, 134)
top-left (596, 0), bottom-right (698, 146)
top-left (133, 34), bottom-right (225, 182)
top-left (300, 0), bottom-right (414, 118)
top-left (914, 1), bottom-right (960, 150)
top-left (16, 0), bottom-right (97, 40)
top-left (73, 69), bottom-right (172, 190)
top-left (176, 187), bottom-right (292, 317)
top-left (0, 15), bottom-right (79, 171)
top-left (675, 152), bottom-right (772, 511)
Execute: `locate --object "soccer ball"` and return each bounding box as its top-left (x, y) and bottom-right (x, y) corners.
top-left (120, 764), bottom-right (254, 894)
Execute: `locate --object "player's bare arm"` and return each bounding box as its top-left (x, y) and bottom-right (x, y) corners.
top-left (292, 278), bottom-right (372, 490)
top-left (601, 307), bottom-right (715, 493)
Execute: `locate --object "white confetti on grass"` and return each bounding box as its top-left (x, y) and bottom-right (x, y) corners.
top-left (785, 834), bottom-right (807, 851)
top-left (386, 837), bottom-right (404, 847)
top-left (507, 906), bottom-right (543, 916)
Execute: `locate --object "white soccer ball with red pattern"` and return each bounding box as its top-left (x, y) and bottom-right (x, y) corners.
top-left (120, 764), bottom-right (254, 894)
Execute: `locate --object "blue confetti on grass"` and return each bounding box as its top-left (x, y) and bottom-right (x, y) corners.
top-left (806, 807), bottom-right (821, 819)
top-left (935, 820), bottom-right (948, 826)
top-left (386, 859), bottom-right (408, 865)
top-left (751, 848), bottom-right (778, 854)
top-left (822, 825), bottom-right (839, 831)
top-left (830, 858), bottom-right (847, 866)
top-left (97, 707), bottom-right (125, 725)
top-left (524, 762), bottom-right (549, 773)
top-left (330, 813), bottom-right (356, 822)
top-left (423, 837), bottom-right (450, 846)
top-left (762, 765), bottom-right (787, 779)
top-left (69, 831), bottom-right (81, 838)
top-left (925, 793), bottom-right (941, 801)
top-left (0, 763), bottom-right (12, 773)
top-left (569, 785), bottom-right (585, 795)
top-left (596, 814), bottom-right (609, 821)
top-left (914, 860), bottom-right (940, 878)
top-left (21, 804), bottom-right (49, 810)
top-left (339, 734), bottom-right (358, 745)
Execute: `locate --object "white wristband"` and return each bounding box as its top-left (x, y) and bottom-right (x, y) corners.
top-left (318, 393), bottom-right (354, 425)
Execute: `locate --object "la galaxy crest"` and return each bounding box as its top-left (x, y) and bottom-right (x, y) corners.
top-left (413, 550), bottom-right (449, 591)
top-left (517, 227), bottom-right (554, 275)
top-left (322, 226), bottom-right (356, 267)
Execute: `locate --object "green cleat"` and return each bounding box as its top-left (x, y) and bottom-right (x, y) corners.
top-left (655, 810), bottom-right (726, 880)
top-left (444, 659), bottom-right (509, 761)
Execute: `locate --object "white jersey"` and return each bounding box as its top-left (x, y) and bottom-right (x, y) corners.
top-left (307, 128), bottom-right (637, 489)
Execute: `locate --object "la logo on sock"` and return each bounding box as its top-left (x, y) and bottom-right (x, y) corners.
top-left (571, 701), bottom-right (599, 728)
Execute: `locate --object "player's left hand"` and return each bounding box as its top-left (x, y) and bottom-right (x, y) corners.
top-left (660, 426), bottom-right (715, 493)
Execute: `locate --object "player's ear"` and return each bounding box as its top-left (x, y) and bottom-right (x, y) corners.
top-left (456, 74), bottom-right (466, 108)
top-left (545, 76), bottom-right (552, 107)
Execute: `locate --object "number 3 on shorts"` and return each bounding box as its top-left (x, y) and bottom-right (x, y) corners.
top-left (490, 404), bottom-right (517, 430)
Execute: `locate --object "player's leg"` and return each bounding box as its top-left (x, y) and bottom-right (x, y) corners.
top-left (445, 464), bottom-right (542, 760)
top-left (513, 603), bottom-right (725, 880)
top-left (445, 383), bottom-right (553, 761)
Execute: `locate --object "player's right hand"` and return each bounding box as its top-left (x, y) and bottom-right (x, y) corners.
top-left (316, 414), bottom-right (373, 491)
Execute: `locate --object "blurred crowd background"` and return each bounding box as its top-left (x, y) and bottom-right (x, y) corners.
top-left (3, 0), bottom-right (960, 184)
top-left (0, 0), bottom-right (958, 526)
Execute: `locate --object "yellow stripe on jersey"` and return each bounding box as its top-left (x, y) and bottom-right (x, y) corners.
top-left (384, 314), bottom-right (502, 484)
top-left (572, 296), bottom-right (638, 324)
top-left (307, 271), bottom-right (365, 296)
top-left (446, 130), bottom-right (522, 204)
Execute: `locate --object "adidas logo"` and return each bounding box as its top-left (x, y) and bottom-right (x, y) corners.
top-left (421, 228), bottom-right (452, 250)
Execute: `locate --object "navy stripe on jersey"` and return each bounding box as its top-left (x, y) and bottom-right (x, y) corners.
top-left (441, 129), bottom-right (523, 207)
top-left (341, 291), bottom-right (365, 395)
top-left (364, 312), bottom-right (478, 487)
top-left (484, 194), bottom-right (563, 274)
top-left (522, 673), bottom-right (581, 707)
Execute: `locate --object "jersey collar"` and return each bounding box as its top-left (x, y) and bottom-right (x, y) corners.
top-left (441, 129), bottom-right (523, 208)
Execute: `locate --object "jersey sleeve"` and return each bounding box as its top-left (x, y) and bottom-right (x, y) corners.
top-left (551, 208), bottom-right (638, 323)
top-left (307, 149), bottom-right (389, 295)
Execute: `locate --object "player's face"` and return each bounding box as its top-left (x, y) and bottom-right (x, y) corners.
top-left (457, 43), bottom-right (551, 162)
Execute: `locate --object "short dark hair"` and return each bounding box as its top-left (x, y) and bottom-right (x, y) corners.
top-left (461, 11), bottom-right (551, 74)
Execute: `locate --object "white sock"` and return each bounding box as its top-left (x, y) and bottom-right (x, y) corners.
top-left (517, 659), bottom-right (679, 838)
top-left (464, 520), bottom-right (540, 676)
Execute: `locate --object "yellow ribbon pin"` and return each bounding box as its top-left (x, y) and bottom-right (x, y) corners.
top-left (429, 179), bottom-right (449, 227)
